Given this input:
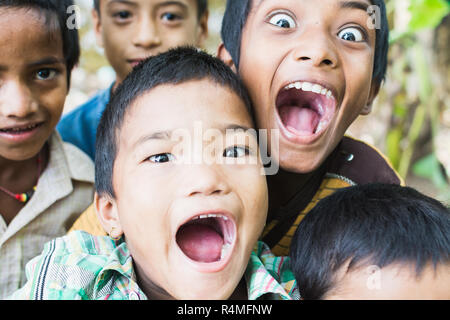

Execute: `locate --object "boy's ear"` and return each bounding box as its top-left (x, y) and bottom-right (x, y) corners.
top-left (95, 192), bottom-right (123, 238)
top-left (217, 43), bottom-right (237, 73)
top-left (92, 8), bottom-right (104, 48)
top-left (195, 10), bottom-right (209, 48)
top-left (360, 81), bottom-right (381, 116)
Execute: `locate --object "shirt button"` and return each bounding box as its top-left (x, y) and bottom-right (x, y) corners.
top-left (129, 291), bottom-right (140, 300)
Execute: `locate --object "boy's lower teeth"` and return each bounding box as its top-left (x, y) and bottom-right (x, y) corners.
top-left (220, 243), bottom-right (231, 260)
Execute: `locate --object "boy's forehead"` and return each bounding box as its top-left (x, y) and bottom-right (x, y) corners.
top-left (0, 7), bottom-right (62, 50)
top-left (119, 81), bottom-right (254, 141)
top-left (250, 0), bottom-right (373, 10)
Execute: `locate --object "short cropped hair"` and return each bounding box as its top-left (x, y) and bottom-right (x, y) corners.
top-left (221, 0), bottom-right (389, 84)
top-left (289, 183), bottom-right (450, 300)
top-left (95, 46), bottom-right (254, 198)
top-left (0, 0), bottom-right (80, 88)
top-left (93, 0), bottom-right (208, 20)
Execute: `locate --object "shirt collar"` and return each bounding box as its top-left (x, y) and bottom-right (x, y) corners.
top-left (55, 132), bottom-right (94, 184)
top-left (245, 241), bottom-right (300, 300)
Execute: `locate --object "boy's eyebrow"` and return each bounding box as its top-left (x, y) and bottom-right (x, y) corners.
top-left (107, 0), bottom-right (137, 7)
top-left (106, 0), bottom-right (188, 9)
top-left (155, 1), bottom-right (189, 10)
top-left (134, 124), bottom-right (256, 147)
top-left (339, 0), bottom-right (370, 12)
top-left (224, 124), bottom-right (257, 137)
top-left (27, 57), bottom-right (65, 68)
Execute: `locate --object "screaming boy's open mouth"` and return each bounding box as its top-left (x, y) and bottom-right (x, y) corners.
top-left (176, 213), bottom-right (236, 264)
top-left (276, 81), bottom-right (337, 137)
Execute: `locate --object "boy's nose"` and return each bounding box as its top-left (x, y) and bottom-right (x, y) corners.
top-left (292, 34), bottom-right (338, 69)
top-left (0, 80), bottom-right (38, 118)
top-left (183, 163), bottom-right (232, 198)
top-left (132, 17), bottom-right (162, 49)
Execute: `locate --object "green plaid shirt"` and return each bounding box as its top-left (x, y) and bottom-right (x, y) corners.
top-left (9, 231), bottom-right (298, 300)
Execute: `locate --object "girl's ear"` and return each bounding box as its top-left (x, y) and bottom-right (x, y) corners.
top-left (217, 43), bottom-right (237, 73)
top-left (95, 192), bottom-right (123, 239)
top-left (361, 81), bottom-right (381, 115)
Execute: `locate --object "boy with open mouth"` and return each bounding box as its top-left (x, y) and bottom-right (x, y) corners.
top-left (10, 48), bottom-right (298, 300)
top-left (218, 0), bottom-right (404, 255)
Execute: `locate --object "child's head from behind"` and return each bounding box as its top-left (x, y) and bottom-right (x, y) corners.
top-left (219, 0), bottom-right (389, 173)
top-left (0, 0), bottom-right (79, 161)
top-left (92, 0), bottom-right (209, 84)
top-left (94, 47), bottom-right (268, 300)
top-left (290, 184), bottom-right (450, 300)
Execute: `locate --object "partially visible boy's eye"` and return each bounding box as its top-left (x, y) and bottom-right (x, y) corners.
top-left (338, 27), bottom-right (365, 42)
top-left (35, 69), bottom-right (57, 81)
top-left (223, 146), bottom-right (250, 158)
top-left (148, 153), bottom-right (175, 163)
top-left (268, 13), bottom-right (296, 29)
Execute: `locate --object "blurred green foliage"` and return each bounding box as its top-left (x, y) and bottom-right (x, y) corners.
top-left (386, 0), bottom-right (450, 201)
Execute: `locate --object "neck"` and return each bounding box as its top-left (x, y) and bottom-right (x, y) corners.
top-left (0, 145), bottom-right (48, 187)
top-left (0, 154), bottom-right (39, 183)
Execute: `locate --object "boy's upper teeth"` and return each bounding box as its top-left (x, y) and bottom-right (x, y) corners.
top-left (192, 214), bottom-right (229, 221)
top-left (285, 81), bottom-right (334, 99)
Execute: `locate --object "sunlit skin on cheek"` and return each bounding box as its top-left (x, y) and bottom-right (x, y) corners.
top-left (237, 0), bottom-right (376, 173)
top-left (109, 80), bottom-right (268, 300)
top-left (0, 8), bottom-right (67, 161)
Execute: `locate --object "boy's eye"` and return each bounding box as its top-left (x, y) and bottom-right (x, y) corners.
top-left (161, 12), bottom-right (182, 22)
top-left (148, 153), bottom-right (175, 163)
top-left (338, 27), bottom-right (365, 42)
top-left (268, 13), bottom-right (296, 29)
top-left (114, 10), bottom-right (132, 21)
top-left (35, 69), bottom-right (57, 81)
top-left (223, 146), bottom-right (249, 158)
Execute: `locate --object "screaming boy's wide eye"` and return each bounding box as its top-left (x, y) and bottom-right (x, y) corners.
top-left (338, 27), bottom-right (365, 42)
top-left (268, 12), bottom-right (296, 29)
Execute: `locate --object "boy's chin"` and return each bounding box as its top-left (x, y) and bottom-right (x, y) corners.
top-left (276, 148), bottom-right (328, 174)
top-left (172, 275), bottom-right (241, 300)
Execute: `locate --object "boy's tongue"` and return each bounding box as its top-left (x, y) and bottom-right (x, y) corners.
top-left (279, 105), bottom-right (320, 135)
top-left (177, 223), bottom-right (224, 263)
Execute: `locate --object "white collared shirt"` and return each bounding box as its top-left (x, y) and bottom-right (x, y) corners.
top-left (0, 132), bottom-right (95, 298)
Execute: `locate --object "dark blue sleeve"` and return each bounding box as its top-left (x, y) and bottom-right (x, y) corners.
top-left (57, 90), bottom-right (110, 161)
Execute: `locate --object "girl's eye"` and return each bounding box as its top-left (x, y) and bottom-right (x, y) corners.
top-left (35, 69), bottom-right (57, 80)
top-left (148, 153), bottom-right (175, 163)
top-left (338, 27), bottom-right (364, 42)
top-left (268, 13), bottom-right (296, 29)
top-left (223, 146), bottom-right (249, 158)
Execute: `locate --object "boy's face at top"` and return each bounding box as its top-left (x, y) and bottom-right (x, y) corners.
top-left (0, 8), bottom-right (67, 161)
top-left (220, 0), bottom-right (379, 173)
top-left (97, 79), bottom-right (268, 299)
top-left (94, 0), bottom-right (208, 84)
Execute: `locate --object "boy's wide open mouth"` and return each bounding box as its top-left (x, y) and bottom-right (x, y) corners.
top-left (175, 212), bottom-right (236, 271)
top-left (275, 81), bottom-right (337, 139)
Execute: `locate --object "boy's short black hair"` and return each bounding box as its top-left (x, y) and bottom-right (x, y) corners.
top-left (0, 0), bottom-right (80, 87)
top-left (93, 0), bottom-right (208, 20)
top-left (289, 183), bottom-right (450, 300)
top-left (95, 46), bottom-right (254, 198)
top-left (221, 0), bottom-right (389, 84)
